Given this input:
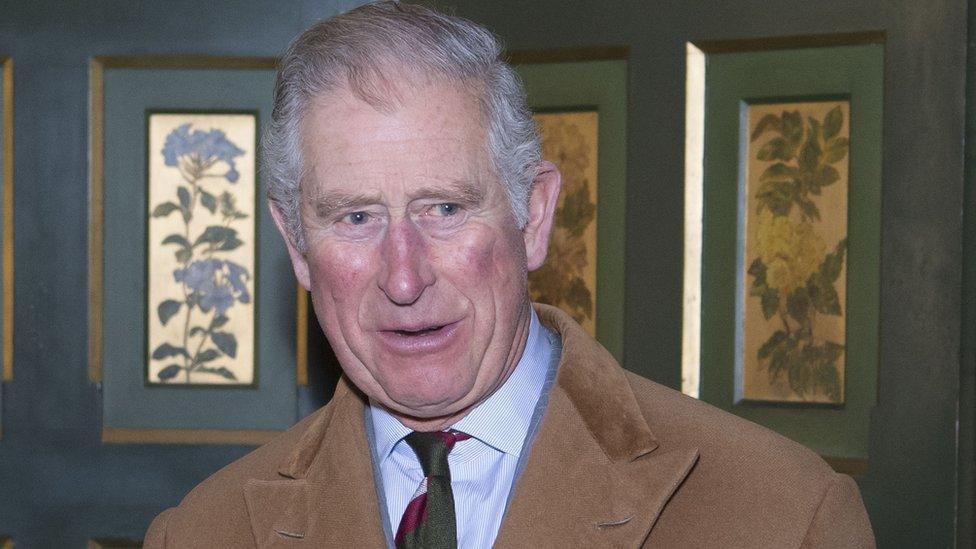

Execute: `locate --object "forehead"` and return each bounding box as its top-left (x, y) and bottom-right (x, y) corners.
top-left (299, 82), bottom-right (493, 192)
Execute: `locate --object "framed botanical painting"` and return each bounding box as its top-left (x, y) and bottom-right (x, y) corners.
top-left (145, 112), bottom-right (258, 386)
top-left (529, 110), bottom-right (600, 335)
top-left (0, 56), bottom-right (12, 440)
top-left (513, 53), bottom-right (627, 361)
top-left (89, 57), bottom-right (305, 444)
top-left (683, 39), bottom-right (882, 473)
top-left (741, 100), bottom-right (850, 405)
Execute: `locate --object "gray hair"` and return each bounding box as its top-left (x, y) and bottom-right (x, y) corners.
top-left (264, 0), bottom-right (541, 253)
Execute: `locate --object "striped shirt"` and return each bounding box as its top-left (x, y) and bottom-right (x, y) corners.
top-left (369, 308), bottom-right (552, 548)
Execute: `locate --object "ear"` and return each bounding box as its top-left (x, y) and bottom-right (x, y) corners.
top-left (522, 160), bottom-right (562, 271)
top-left (268, 200), bottom-right (311, 290)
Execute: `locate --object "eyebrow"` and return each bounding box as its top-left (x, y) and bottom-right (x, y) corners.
top-left (307, 180), bottom-right (487, 220)
top-left (407, 180), bottom-right (486, 208)
top-left (309, 191), bottom-right (383, 221)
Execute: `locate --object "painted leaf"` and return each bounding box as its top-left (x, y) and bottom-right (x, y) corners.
top-left (189, 326), bottom-right (206, 336)
top-left (758, 330), bottom-right (788, 360)
top-left (821, 239), bottom-right (847, 282)
top-left (157, 299), bottom-right (182, 326)
top-left (760, 162), bottom-right (797, 182)
top-left (808, 275), bottom-right (842, 316)
top-left (158, 364), bottom-right (182, 381)
top-left (555, 179), bottom-right (596, 237)
top-left (193, 349), bottom-right (220, 365)
top-left (798, 131), bottom-right (821, 172)
top-left (824, 137), bottom-right (849, 163)
top-left (218, 234), bottom-right (244, 251)
top-left (152, 343), bottom-right (188, 360)
top-left (152, 202), bottom-right (180, 218)
top-left (194, 226), bottom-right (236, 248)
top-left (786, 287), bottom-right (810, 324)
top-left (213, 315), bottom-right (230, 328)
top-left (823, 106), bottom-right (843, 140)
top-left (750, 113), bottom-right (781, 142)
top-left (761, 288), bottom-right (779, 320)
top-left (199, 366), bottom-right (237, 381)
top-left (175, 248), bottom-right (192, 263)
top-left (211, 331), bottom-right (238, 358)
top-left (178, 186), bottom-right (192, 210)
top-left (755, 179), bottom-right (794, 216)
top-left (200, 190), bottom-right (218, 214)
top-left (797, 196), bottom-right (821, 221)
top-left (817, 165), bottom-right (840, 189)
top-left (161, 234), bottom-right (191, 248)
top-left (757, 137), bottom-right (791, 161)
top-left (781, 111), bottom-right (803, 146)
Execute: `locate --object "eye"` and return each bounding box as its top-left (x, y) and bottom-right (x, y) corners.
top-left (343, 211), bottom-right (370, 225)
top-left (432, 203), bottom-right (460, 216)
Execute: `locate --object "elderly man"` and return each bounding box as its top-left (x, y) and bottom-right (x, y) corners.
top-left (145, 2), bottom-right (875, 548)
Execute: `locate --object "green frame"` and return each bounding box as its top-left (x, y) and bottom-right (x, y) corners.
top-left (512, 53), bottom-right (628, 362)
top-left (690, 42), bottom-right (882, 469)
top-left (89, 57), bottom-right (305, 444)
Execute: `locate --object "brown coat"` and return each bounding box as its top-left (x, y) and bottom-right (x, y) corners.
top-left (145, 304), bottom-right (875, 548)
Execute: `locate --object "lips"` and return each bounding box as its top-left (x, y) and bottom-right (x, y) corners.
top-left (393, 325), bottom-right (445, 336)
top-left (376, 319), bottom-right (462, 355)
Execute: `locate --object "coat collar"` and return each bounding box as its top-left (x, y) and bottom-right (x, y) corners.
top-left (243, 378), bottom-right (388, 547)
top-left (493, 305), bottom-right (699, 547)
top-left (243, 304), bottom-right (698, 547)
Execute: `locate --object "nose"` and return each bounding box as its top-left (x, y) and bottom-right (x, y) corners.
top-left (377, 218), bottom-right (435, 305)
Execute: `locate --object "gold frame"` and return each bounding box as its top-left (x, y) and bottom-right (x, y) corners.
top-left (2, 57), bottom-right (13, 384)
top-left (88, 539), bottom-right (141, 549)
top-left (88, 56), bottom-right (308, 444)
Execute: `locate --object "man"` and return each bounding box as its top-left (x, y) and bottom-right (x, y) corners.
top-left (145, 2), bottom-right (875, 547)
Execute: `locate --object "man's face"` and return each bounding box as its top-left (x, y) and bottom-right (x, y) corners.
top-left (274, 82), bottom-right (559, 425)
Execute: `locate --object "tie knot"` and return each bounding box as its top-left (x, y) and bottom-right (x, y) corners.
top-left (404, 430), bottom-right (471, 478)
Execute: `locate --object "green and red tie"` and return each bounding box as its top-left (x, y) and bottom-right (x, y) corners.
top-left (395, 430), bottom-right (471, 549)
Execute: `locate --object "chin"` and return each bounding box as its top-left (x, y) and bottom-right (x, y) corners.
top-left (384, 378), bottom-right (475, 417)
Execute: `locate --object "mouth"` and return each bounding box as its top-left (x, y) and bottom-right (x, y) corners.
top-left (392, 324), bottom-right (447, 337)
top-left (377, 320), bottom-right (462, 354)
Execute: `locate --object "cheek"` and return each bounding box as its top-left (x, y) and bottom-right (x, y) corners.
top-left (308, 244), bottom-right (375, 306)
top-left (441, 229), bottom-right (525, 293)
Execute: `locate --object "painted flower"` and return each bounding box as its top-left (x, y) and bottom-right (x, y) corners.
top-left (755, 210), bottom-right (825, 294)
top-left (162, 123), bottom-right (245, 183)
top-left (173, 258), bottom-right (251, 315)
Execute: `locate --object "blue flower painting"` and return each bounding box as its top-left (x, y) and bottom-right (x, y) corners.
top-left (147, 114), bottom-right (256, 385)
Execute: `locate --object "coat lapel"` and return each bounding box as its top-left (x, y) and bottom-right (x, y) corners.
top-left (243, 379), bottom-right (388, 548)
top-left (494, 306), bottom-right (701, 547)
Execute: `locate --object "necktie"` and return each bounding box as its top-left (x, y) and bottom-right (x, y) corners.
top-left (395, 430), bottom-right (471, 549)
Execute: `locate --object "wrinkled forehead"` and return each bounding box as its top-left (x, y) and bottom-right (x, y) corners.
top-left (296, 78), bottom-right (501, 197)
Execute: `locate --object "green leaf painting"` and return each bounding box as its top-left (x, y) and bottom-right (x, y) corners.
top-left (146, 114), bottom-right (256, 385)
top-left (743, 102), bottom-right (849, 404)
top-left (528, 111), bottom-right (599, 335)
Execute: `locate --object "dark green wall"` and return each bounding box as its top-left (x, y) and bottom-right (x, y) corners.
top-left (444, 0), bottom-right (969, 547)
top-left (0, 1), bottom-right (358, 546)
top-left (0, 0), bottom-right (971, 546)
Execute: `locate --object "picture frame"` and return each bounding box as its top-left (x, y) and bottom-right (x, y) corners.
top-left (0, 56), bottom-right (13, 441)
top-left (511, 50), bottom-right (628, 361)
top-left (89, 57), bottom-right (306, 444)
top-left (683, 37), bottom-right (883, 473)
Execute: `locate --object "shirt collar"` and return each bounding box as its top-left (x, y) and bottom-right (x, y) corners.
top-left (369, 307), bottom-right (551, 461)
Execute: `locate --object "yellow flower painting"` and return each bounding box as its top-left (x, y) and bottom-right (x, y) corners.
top-left (742, 101), bottom-right (849, 404)
top-left (529, 111), bottom-right (599, 335)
